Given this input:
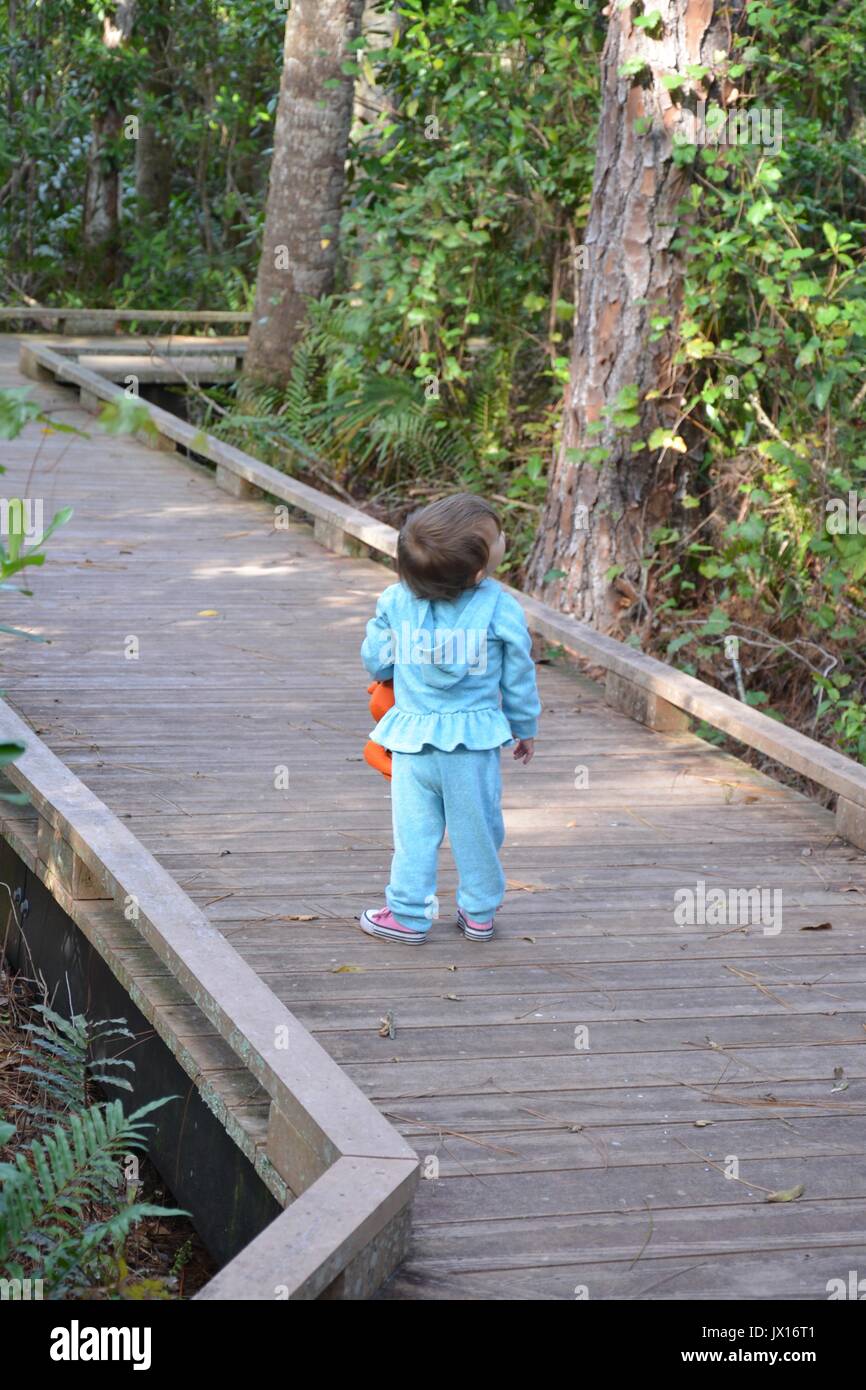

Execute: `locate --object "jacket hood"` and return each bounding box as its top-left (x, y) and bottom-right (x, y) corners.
top-left (415, 580), bottom-right (500, 689)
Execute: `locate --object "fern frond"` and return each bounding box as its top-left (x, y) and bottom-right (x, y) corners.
top-left (17, 1009), bottom-right (136, 1123)
top-left (0, 1096), bottom-right (173, 1284)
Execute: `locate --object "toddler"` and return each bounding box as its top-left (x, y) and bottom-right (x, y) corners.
top-left (360, 493), bottom-right (541, 944)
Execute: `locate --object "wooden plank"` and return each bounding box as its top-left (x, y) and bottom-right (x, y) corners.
top-left (372, 1075), bottom-right (866, 1133)
top-left (42, 337), bottom-right (249, 356)
top-left (389, 1113), bottom-right (866, 1177)
top-left (256, 984), bottom-right (866, 1031)
top-left (390, 1198), bottom-right (866, 1271)
top-left (316, 1012), bottom-right (866, 1064)
top-left (407, 1153), bottom-right (866, 1225)
top-left (80, 353), bottom-right (239, 383)
top-left (379, 1247), bottom-right (866, 1300)
top-left (1, 307), bottom-right (250, 324)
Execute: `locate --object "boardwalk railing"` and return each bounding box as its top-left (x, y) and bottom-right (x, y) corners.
top-left (20, 337), bottom-right (866, 856)
top-left (1, 307), bottom-right (250, 333)
top-left (0, 701), bottom-right (417, 1300)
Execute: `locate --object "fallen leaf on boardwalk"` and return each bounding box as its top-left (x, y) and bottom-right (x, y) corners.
top-left (694, 1120), bottom-right (713, 1128)
top-left (765, 1183), bottom-right (805, 1203)
top-left (831, 1065), bottom-right (848, 1093)
top-left (523, 935), bottom-right (536, 943)
top-left (279, 914), bottom-right (316, 922)
top-left (331, 964), bottom-right (364, 974)
top-left (197, 609), bottom-right (219, 617)
top-left (444, 993), bottom-right (461, 1001)
top-left (446, 964), bottom-right (458, 972)
top-left (378, 1012), bottom-right (395, 1040)
top-left (800, 922), bottom-right (832, 931)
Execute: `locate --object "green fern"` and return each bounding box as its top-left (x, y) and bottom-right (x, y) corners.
top-left (217, 292), bottom-right (521, 495)
top-left (17, 1006), bottom-right (135, 1124)
top-left (0, 1096), bottom-right (181, 1296)
top-left (280, 335), bottom-right (322, 439)
top-left (2, 1006), bottom-right (185, 1298)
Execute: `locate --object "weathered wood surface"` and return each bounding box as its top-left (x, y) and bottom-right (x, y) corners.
top-left (0, 307), bottom-right (250, 326)
top-left (23, 334), bottom-right (248, 354)
top-left (2, 338), bottom-right (866, 1299)
top-left (76, 354), bottom-right (241, 383)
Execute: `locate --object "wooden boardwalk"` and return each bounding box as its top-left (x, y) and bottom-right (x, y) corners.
top-left (3, 336), bottom-right (866, 1300)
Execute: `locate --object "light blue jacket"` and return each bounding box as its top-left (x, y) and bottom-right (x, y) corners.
top-left (361, 578), bottom-right (541, 752)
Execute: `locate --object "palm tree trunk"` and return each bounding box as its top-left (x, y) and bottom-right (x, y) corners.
top-left (242, 0), bottom-right (365, 391)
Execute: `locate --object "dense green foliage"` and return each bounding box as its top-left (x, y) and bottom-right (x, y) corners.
top-left (654, 4), bottom-right (866, 758)
top-left (2, 0), bottom-right (865, 758)
top-left (1, 0), bottom-right (280, 305)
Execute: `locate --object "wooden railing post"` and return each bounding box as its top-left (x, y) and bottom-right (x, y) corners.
top-left (605, 669), bottom-right (690, 734)
top-left (37, 818), bottom-right (111, 901)
top-left (215, 464), bottom-right (262, 500)
top-left (836, 797), bottom-right (866, 852)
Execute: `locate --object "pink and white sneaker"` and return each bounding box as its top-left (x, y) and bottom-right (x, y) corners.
top-left (359, 906), bottom-right (428, 945)
top-left (456, 907), bottom-right (495, 942)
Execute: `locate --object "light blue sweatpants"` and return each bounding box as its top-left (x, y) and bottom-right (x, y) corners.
top-left (386, 746), bottom-right (506, 933)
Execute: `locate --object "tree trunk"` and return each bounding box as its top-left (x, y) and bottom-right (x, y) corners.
top-left (135, 3), bottom-right (172, 219)
top-left (242, 0), bottom-right (365, 391)
top-left (82, 2), bottom-right (137, 282)
top-left (527, 0), bottom-right (732, 634)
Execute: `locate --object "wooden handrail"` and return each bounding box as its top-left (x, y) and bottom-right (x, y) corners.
top-left (1, 307), bottom-right (250, 323)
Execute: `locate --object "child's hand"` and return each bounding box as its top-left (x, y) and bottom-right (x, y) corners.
top-left (512, 737), bottom-right (534, 765)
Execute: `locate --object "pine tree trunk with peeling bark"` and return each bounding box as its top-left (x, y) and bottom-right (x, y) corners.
top-left (527, 0), bottom-right (732, 634)
top-left (242, 0), bottom-right (365, 391)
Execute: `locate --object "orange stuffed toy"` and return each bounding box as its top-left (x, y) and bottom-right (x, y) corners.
top-left (364, 679), bottom-right (395, 779)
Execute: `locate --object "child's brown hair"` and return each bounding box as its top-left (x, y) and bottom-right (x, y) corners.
top-left (397, 493), bottom-right (501, 602)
